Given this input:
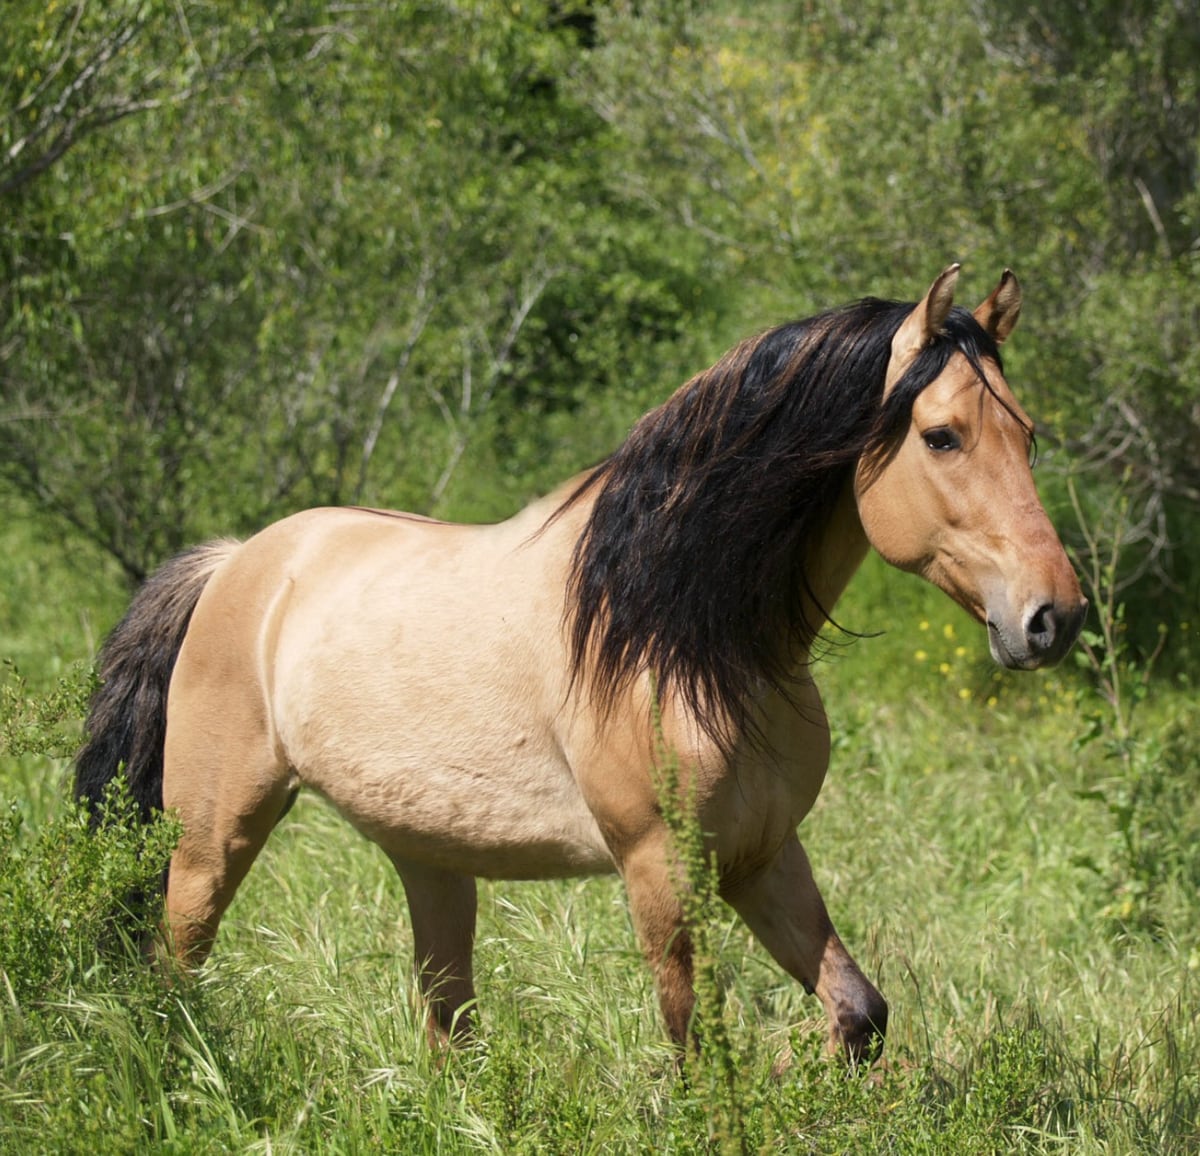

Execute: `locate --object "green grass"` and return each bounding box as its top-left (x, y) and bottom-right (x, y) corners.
top-left (1, 515), bottom-right (1198, 1152)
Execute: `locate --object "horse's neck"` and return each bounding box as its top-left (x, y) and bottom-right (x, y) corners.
top-left (797, 482), bottom-right (871, 661)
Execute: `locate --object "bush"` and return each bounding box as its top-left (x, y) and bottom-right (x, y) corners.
top-left (0, 776), bottom-right (180, 1007)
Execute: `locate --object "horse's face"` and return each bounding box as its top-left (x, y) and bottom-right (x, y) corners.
top-left (855, 266), bottom-right (1087, 669)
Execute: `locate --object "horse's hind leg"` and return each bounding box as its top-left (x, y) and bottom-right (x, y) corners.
top-left (724, 834), bottom-right (887, 1064)
top-left (390, 857), bottom-right (478, 1047)
top-left (161, 694), bottom-right (294, 965)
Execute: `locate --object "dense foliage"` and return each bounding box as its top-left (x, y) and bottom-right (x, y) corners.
top-left (2, 0), bottom-right (1196, 608)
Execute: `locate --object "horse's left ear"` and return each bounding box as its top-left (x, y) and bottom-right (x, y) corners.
top-left (973, 269), bottom-right (1021, 344)
top-left (885, 263), bottom-right (960, 394)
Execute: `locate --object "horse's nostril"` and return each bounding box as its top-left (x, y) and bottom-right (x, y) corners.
top-left (1026, 603), bottom-right (1057, 650)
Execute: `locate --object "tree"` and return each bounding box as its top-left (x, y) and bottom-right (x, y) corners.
top-left (582, 0), bottom-right (1199, 614)
top-left (1, 1), bottom-right (724, 580)
top-left (3, 0), bottom-right (1195, 621)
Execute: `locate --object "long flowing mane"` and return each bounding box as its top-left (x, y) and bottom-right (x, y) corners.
top-left (562, 297), bottom-right (1005, 750)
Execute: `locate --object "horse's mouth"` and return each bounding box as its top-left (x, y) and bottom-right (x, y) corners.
top-left (986, 620), bottom-right (1041, 671)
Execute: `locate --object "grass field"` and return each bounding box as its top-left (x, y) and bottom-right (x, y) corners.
top-left (1, 502), bottom-right (1197, 1153)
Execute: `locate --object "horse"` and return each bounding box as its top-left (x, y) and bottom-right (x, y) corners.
top-left (75, 265), bottom-right (1086, 1063)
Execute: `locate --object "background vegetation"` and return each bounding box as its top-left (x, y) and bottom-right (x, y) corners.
top-left (1, 0), bottom-right (1196, 1150)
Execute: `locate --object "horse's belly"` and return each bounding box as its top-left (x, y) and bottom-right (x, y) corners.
top-left (289, 725), bottom-right (615, 880)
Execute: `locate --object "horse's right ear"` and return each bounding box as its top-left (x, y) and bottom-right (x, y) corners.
top-left (973, 269), bottom-right (1021, 344)
top-left (885, 263), bottom-right (960, 395)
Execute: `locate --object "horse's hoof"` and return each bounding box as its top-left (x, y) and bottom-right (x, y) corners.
top-left (835, 990), bottom-right (888, 1066)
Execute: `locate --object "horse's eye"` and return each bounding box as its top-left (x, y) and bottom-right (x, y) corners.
top-left (923, 427), bottom-right (961, 453)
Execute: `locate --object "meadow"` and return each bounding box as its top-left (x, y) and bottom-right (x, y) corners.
top-left (3, 1), bottom-right (1198, 1150)
top-left (1, 493), bottom-right (1197, 1154)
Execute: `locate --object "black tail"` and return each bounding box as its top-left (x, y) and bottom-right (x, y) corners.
top-left (75, 540), bottom-right (240, 825)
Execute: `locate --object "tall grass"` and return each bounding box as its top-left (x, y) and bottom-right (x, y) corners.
top-left (1, 530), bottom-right (1197, 1151)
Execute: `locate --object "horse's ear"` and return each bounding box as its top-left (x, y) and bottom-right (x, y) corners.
top-left (885, 263), bottom-right (960, 394)
top-left (973, 269), bottom-right (1021, 344)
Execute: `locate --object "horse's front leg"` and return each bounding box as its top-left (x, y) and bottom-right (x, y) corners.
top-left (620, 828), bottom-right (696, 1047)
top-left (724, 833), bottom-right (887, 1063)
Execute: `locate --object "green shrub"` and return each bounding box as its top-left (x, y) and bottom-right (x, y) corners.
top-left (0, 661), bottom-right (94, 760)
top-left (0, 776), bottom-right (180, 1007)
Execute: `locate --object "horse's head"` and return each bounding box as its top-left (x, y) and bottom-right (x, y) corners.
top-left (855, 265), bottom-right (1087, 669)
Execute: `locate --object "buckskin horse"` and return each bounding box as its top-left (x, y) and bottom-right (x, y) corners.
top-left (76, 266), bottom-right (1086, 1062)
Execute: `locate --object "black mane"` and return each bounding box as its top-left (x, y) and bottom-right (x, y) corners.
top-left (563, 298), bottom-right (1004, 752)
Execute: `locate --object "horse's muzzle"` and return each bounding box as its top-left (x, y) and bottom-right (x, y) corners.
top-left (988, 598), bottom-right (1088, 670)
